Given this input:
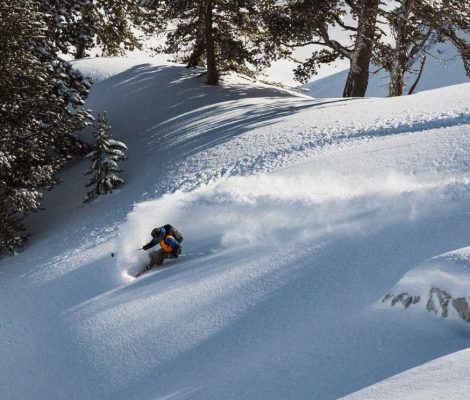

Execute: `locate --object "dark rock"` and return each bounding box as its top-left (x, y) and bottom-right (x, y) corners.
top-left (386, 286), bottom-right (470, 323)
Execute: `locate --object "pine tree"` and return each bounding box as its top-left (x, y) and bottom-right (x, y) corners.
top-left (0, 1), bottom-right (92, 255)
top-left (376, 0), bottom-right (470, 96)
top-left (266, 0), bottom-right (468, 97)
top-left (72, 1), bottom-right (100, 59)
top-left (84, 112), bottom-right (128, 202)
top-left (264, 0), bottom-right (383, 97)
top-left (40, 0), bottom-right (144, 59)
top-left (94, 0), bottom-right (144, 57)
top-left (38, 0), bottom-right (93, 58)
top-left (141, 0), bottom-right (269, 85)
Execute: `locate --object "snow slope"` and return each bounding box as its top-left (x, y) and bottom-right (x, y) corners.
top-left (1, 57), bottom-right (470, 400)
top-left (341, 348), bottom-right (470, 400)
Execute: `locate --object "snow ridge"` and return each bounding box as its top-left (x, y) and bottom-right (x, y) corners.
top-left (381, 247), bottom-right (470, 323)
top-left (168, 108), bottom-right (470, 193)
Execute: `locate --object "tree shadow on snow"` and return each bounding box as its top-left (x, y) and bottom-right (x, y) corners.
top-left (86, 63), bottom-right (353, 167)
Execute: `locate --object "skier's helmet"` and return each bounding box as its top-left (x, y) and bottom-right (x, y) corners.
top-left (151, 227), bottom-right (162, 239)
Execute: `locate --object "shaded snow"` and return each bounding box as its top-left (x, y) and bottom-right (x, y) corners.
top-left (1, 57), bottom-right (470, 400)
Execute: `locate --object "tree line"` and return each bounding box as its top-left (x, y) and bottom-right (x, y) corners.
top-left (1, 0), bottom-right (469, 255)
top-left (0, 0), bottom-right (134, 254)
top-left (27, 0), bottom-right (470, 96)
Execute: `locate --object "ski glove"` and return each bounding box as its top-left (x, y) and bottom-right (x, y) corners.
top-left (142, 243), bottom-right (151, 251)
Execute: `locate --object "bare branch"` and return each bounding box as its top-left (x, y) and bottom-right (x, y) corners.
top-left (408, 55), bottom-right (426, 95)
top-left (332, 14), bottom-right (357, 31)
top-left (317, 23), bottom-right (352, 58)
top-left (279, 40), bottom-right (328, 48)
top-left (408, 29), bottom-right (433, 62)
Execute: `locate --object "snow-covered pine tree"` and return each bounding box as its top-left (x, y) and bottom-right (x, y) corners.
top-left (38, 0), bottom-right (93, 58)
top-left (0, 1), bottom-right (92, 255)
top-left (84, 112), bottom-right (128, 202)
top-left (141, 0), bottom-right (269, 85)
top-left (94, 0), bottom-right (144, 57)
top-left (40, 0), bottom-right (144, 59)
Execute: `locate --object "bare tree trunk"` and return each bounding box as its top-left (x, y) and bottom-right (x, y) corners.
top-left (389, 0), bottom-right (415, 96)
top-left (204, 0), bottom-right (219, 85)
top-left (75, 41), bottom-right (86, 59)
top-left (343, 0), bottom-right (380, 97)
top-left (407, 55), bottom-right (426, 95)
top-left (187, 1), bottom-right (206, 68)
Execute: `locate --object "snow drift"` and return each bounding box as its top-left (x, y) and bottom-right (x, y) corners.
top-left (341, 348), bottom-right (470, 400)
top-left (381, 246), bottom-right (470, 322)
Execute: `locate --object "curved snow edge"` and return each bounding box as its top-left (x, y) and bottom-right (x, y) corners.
top-left (340, 348), bottom-right (470, 400)
top-left (381, 247), bottom-right (470, 323)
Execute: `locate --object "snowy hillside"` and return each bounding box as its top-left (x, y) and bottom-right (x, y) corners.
top-left (1, 57), bottom-right (470, 400)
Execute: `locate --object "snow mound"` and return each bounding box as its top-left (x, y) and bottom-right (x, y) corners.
top-left (381, 246), bottom-right (470, 322)
top-left (340, 348), bottom-right (470, 400)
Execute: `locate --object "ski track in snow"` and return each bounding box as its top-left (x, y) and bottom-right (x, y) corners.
top-left (1, 58), bottom-right (470, 400)
top-left (168, 110), bottom-right (470, 192)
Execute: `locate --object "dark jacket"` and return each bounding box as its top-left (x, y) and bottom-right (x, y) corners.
top-left (143, 227), bottom-right (180, 253)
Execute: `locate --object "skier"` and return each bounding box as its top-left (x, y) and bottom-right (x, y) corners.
top-left (141, 224), bottom-right (183, 272)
